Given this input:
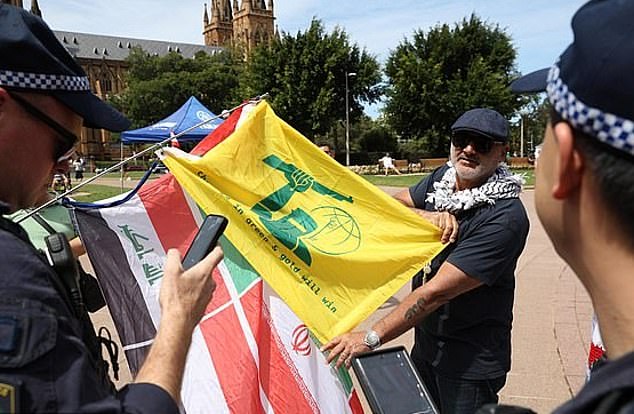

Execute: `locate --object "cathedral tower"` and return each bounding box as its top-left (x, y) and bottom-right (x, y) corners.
top-left (203, 0), bottom-right (275, 54)
top-left (203, 1), bottom-right (234, 47)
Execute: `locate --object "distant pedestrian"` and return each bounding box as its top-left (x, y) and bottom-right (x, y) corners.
top-left (73, 155), bottom-right (85, 181)
top-left (378, 152), bottom-right (401, 176)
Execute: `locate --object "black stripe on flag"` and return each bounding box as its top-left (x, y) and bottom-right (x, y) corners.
top-left (74, 209), bottom-right (156, 375)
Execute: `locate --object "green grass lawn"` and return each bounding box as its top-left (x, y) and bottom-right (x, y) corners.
top-left (72, 184), bottom-right (129, 203)
top-left (363, 168), bottom-right (534, 188)
top-left (84, 170), bottom-right (162, 180)
top-left (361, 174), bottom-right (428, 187)
top-left (73, 168), bottom-right (535, 203)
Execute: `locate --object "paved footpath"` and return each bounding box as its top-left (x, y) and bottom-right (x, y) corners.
top-left (86, 184), bottom-right (592, 413)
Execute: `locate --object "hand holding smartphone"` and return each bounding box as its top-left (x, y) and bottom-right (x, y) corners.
top-left (182, 214), bottom-right (228, 270)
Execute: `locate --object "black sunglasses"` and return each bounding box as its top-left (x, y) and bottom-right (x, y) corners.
top-left (8, 91), bottom-right (79, 162)
top-left (451, 133), bottom-right (503, 154)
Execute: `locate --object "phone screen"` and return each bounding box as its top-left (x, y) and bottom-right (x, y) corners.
top-left (182, 214), bottom-right (228, 270)
top-left (352, 346), bottom-right (438, 414)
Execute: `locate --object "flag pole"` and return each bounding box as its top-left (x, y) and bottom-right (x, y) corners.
top-left (16, 94), bottom-right (269, 223)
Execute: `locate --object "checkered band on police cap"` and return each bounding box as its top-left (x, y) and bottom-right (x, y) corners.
top-left (547, 62), bottom-right (634, 157)
top-left (0, 69), bottom-right (90, 91)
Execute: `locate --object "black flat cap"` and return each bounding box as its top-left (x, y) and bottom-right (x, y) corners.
top-left (0, 5), bottom-right (130, 131)
top-left (451, 108), bottom-right (509, 142)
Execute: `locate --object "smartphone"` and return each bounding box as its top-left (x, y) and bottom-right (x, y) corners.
top-left (182, 214), bottom-right (228, 270)
top-left (351, 346), bottom-right (438, 414)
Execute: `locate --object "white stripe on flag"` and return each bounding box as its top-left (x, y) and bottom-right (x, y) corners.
top-left (99, 194), bottom-right (166, 328)
top-left (263, 283), bottom-right (354, 414)
top-left (199, 277), bottom-right (260, 324)
top-left (218, 261), bottom-right (275, 414)
top-left (235, 102), bottom-right (255, 129)
top-left (122, 339), bottom-right (154, 352)
top-left (181, 328), bottom-right (231, 414)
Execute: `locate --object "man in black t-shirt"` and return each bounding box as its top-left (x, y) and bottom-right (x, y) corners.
top-left (324, 108), bottom-right (529, 413)
top-left (510, 1), bottom-right (634, 413)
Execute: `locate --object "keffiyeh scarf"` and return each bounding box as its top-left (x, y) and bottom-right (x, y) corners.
top-left (426, 162), bottom-right (523, 214)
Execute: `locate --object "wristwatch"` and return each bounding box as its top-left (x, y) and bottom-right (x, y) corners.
top-left (363, 330), bottom-right (381, 350)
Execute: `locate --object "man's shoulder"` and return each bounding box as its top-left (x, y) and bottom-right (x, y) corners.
top-left (409, 164), bottom-right (450, 208)
top-left (0, 217), bottom-right (31, 248)
top-left (462, 197), bottom-right (529, 238)
top-left (492, 197), bottom-right (528, 215)
top-left (499, 198), bottom-right (529, 228)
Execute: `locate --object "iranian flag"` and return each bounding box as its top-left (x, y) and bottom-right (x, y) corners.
top-left (75, 103), bottom-right (363, 413)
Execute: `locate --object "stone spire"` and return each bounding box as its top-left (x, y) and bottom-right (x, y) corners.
top-left (222, 0), bottom-right (232, 21)
top-left (203, 3), bottom-right (209, 26)
top-left (211, 0), bottom-right (219, 23)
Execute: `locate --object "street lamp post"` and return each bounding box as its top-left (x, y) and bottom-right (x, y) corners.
top-left (520, 115), bottom-right (524, 158)
top-left (345, 72), bottom-right (356, 166)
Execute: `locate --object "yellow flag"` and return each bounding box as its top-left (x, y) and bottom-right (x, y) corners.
top-left (161, 101), bottom-right (445, 343)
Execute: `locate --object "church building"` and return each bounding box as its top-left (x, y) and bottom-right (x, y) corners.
top-left (1, 0), bottom-right (277, 160)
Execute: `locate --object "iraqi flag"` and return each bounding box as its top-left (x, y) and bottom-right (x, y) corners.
top-left (75, 103), bottom-right (363, 413)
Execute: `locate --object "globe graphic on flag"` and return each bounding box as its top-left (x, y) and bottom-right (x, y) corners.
top-left (304, 206), bottom-right (361, 255)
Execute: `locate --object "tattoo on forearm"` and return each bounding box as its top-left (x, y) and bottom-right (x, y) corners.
top-left (404, 298), bottom-right (426, 321)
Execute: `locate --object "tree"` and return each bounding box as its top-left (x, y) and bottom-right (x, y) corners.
top-left (384, 14), bottom-right (522, 156)
top-left (242, 19), bottom-right (383, 138)
top-left (509, 94), bottom-right (549, 156)
top-left (357, 117), bottom-right (398, 153)
top-left (112, 47), bottom-right (245, 129)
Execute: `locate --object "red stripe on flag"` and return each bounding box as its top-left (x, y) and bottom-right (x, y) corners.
top-left (349, 389), bottom-right (364, 414)
top-left (199, 300), bottom-right (265, 414)
top-left (138, 175), bottom-right (198, 256)
top-left (204, 267), bottom-right (231, 314)
top-left (241, 281), bottom-right (318, 414)
top-left (191, 105), bottom-right (243, 156)
top-left (138, 104), bottom-right (244, 255)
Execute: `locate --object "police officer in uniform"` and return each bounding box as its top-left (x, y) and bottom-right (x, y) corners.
top-left (498, 1), bottom-right (634, 413)
top-left (0, 5), bottom-right (222, 413)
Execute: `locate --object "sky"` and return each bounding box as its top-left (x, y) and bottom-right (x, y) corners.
top-left (30, 0), bottom-right (586, 116)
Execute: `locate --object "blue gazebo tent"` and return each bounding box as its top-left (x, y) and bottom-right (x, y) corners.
top-left (121, 96), bottom-right (223, 143)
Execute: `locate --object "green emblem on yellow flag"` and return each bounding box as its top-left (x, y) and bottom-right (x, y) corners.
top-left (161, 101), bottom-right (446, 343)
top-left (252, 153), bottom-right (358, 266)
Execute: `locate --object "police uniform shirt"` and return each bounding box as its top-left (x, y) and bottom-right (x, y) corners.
top-left (0, 201), bottom-right (178, 413)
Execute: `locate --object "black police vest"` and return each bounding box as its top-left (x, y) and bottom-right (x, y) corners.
top-left (0, 216), bottom-right (116, 394)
